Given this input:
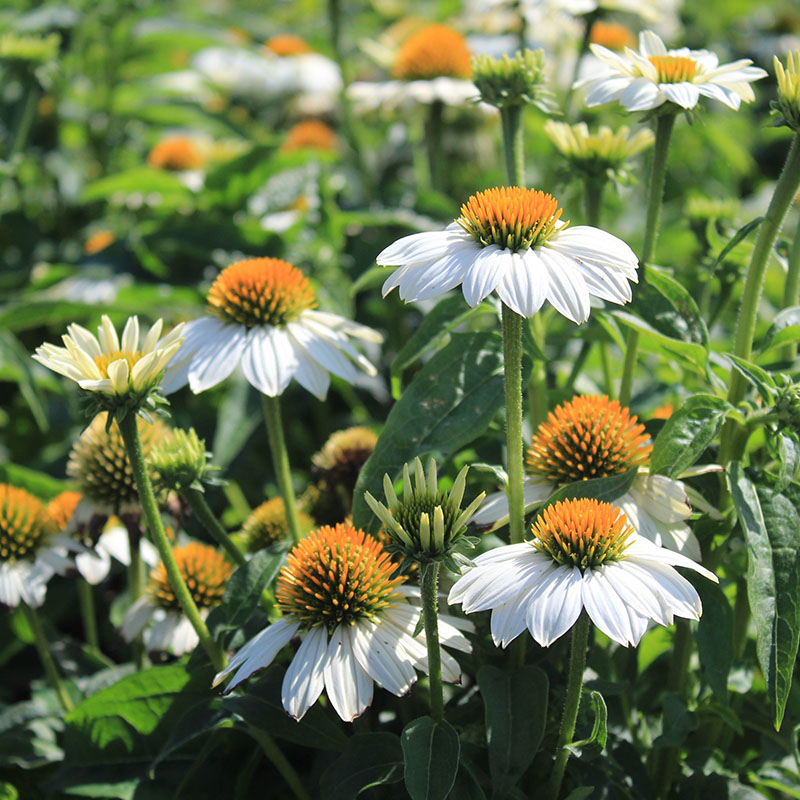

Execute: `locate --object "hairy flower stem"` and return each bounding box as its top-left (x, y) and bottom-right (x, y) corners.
top-left (127, 524), bottom-right (146, 670)
top-left (503, 307), bottom-right (526, 546)
top-left (420, 561), bottom-right (445, 722)
top-left (425, 100), bottom-right (445, 191)
top-left (619, 112), bottom-right (676, 406)
top-left (781, 212), bottom-right (800, 361)
top-left (78, 579), bottom-right (100, 654)
top-left (119, 413), bottom-right (226, 672)
top-left (22, 603), bottom-right (74, 712)
top-left (546, 611), bottom-right (590, 800)
top-left (247, 724), bottom-right (312, 800)
top-left (500, 105), bottom-right (525, 187)
top-left (261, 395), bottom-right (303, 546)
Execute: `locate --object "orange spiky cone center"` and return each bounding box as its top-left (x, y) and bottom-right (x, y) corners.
top-left (149, 542), bottom-right (233, 610)
top-left (648, 55), bottom-right (699, 83)
top-left (0, 484), bottom-right (50, 562)
top-left (393, 24), bottom-right (472, 81)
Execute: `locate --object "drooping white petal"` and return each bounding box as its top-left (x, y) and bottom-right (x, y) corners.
top-left (495, 251), bottom-right (548, 318)
top-left (282, 624), bottom-right (328, 720)
top-left (659, 81), bottom-right (701, 109)
top-left (581, 568), bottom-right (644, 646)
top-left (619, 77), bottom-right (664, 111)
top-left (169, 615), bottom-right (201, 655)
top-left (188, 323), bottom-right (249, 393)
top-left (291, 347), bottom-right (331, 400)
top-left (241, 326), bottom-right (298, 397)
top-left (489, 594), bottom-right (532, 648)
top-left (537, 248), bottom-right (591, 324)
top-left (75, 548), bottom-right (112, 585)
top-left (351, 617), bottom-right (417, 697)
top-left (121, 596), bottom-right (157, 641)
top-left (525, 564), bottom-right (583, 647)
top-left (323, 624), bottom-right (374, 721)
top-left (461, 246), bottom-right (510, 307)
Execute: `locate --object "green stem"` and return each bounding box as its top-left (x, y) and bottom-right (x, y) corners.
top-left (246, 725), bottom-right (312, 800)
top-left (782, 212), bottom-right (800, 361)
top-left (720, 133), bottom-right (800, 465)
top-left (425, 100), bottom-right (445, 191)
top-left (503, 306), bottom-right (526, 545)
top-left (78, 579), bottom-right (100, 654)
top-left (731, 577), bottom-right (750, 660)
top-left (22, 603), bottom-right (74, 712)
top-left (600, 341), bottom-right (614, 398)
top-left (562, 340), bottom-right (591, 396)
top-left (500, 105), bottom-right (525, 187)
top-left (529, 314), bottom-right (548, 430)
top-left (10, 76), bottom-right (39, 157)
top-left (420, 561), bottom-right (444, 722)
top-left (583, 175), bottom-right (604, 228)
top-left (185, 489), bottom-right (246, 567)
top-left (513, 0), bottom-right (528, 52)
top-left (119, 413), bottom-right (226, 672)
top-left (126, 521), bottom-right (146, 670)
top-left (651, 619), bottom-right (692, 798)
top-left (261, 395), bottom-right (302, 546)
top-left (547, 612), bottom-right (590, 800)
top-left (564, 10), bottom-right (600, 119)
top-left (618, 112), bottom-right (676, 407)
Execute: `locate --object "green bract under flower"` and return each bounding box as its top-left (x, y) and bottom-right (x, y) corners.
top-left (472, 49), bottom-right (551, 110)
top-left (364, 457), bottom-right (484, 567)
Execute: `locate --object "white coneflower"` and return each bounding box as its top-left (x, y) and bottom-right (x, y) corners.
top-left (162, 257), bottom-right (382, 400)
top-left (213, 523), bottom-right (471, 722)
top-left (377, 186), bottom-right (638, 323)
top-left (450, 497), bottom-right (717, 648)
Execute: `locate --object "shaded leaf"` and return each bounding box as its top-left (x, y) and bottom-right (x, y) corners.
top-left (319, 733), bottom-right (403, 799)
top-left (759, 305), bottom-right (800, 352)
top-left (0, 329), bottom-right (48, 431)
top-left (221, 548), bottom-right (286, 629)
top-left (567, 691), bottom-right (607, 760)
top-left (401, 716), bottom-right (460, 800)
top-left (727, 355), bottom-right (777, 403)
top-left (692, 575), bottom-right (733, 703)
top-left (538, 469), bottom-right (639, 515)
top-left (709, 216), bottom-right (765, 273)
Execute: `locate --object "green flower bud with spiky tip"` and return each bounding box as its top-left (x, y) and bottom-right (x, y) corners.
top-left (772, 52), bottom-right (800, 133)
top-left (775, 379), bottom-right (800, 429)
top-left (364, 457), bottom-right (485, 569)
top-left (471, 49), bottom-right (552, 111)
top-left (241, 498), bottom-right (314, 553)
top-left (147, 428), bottom-right (220, 493)
top-left (0, 32), bottom-right (60, 66)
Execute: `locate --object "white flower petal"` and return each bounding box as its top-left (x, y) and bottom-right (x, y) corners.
top-left (241, 326), bottom-right (297, 397)
top-left (581, 569), bottom-right (643, 646)
top-left (351, 618), bottom-right (417, 696)
top-left (619, 77), bottom-right (664, 111)
top-left (461, 246), bottom-right (509, 307)
top-left (537, 249), bottom-right (591, 324)
top-left (282, 624), bottom-right (328, 720)
top-left (98, 315), bottom-right (120, 352)
top-left (188, 324), bottom-right (249, 394)
top-left (525, 564), bottom-right (583, 647)
top-left (121, 316), bottom-right (140, 353)
top-left (495, 251), bottom-right (548, 318)
top-left (659, 81), bottom-right (701, 109)
top-left (121, 596), bottom-right (157, 641)
top-left (106, 359), bottom-right (130, 394)
top-left (323, 624), bottom-right (374, 721)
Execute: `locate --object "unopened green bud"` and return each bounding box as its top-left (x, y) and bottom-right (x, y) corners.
top-left (472, 49), bottom-right (551, 110)
top-left (773, 52), bottom-right (800, 133)
top-left (148, 427), bottom-right (216, 492)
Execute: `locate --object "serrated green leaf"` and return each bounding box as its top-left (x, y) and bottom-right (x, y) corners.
top-left (319, 733), bottom-right (403, 799)
top-left (728, 464), bottom-right (800, 728)
top-left (692, 575), bottom-right (733, 702)
top-left (477, 665), bottom-right (547, 796)
top-left (650, 395), bottom-right (730, 478)
top-left (353, 333), bottom-right (520, 531)
top-left (401, 716), bottom-right (460, 800)
top-left (221, 549), bottom-right (286, 628)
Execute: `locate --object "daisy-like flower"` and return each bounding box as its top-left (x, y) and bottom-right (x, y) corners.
top-left (348, 24), bottom-right (478, 113)
top-left (281, 119), bottom-right (338, 153)
top-left (0, 484), bottom-right (76, 608)
top-left (84, 229), bottom-right (115, 255)
top-left (33, 315), bottom-right (184, 414)
top-left (213, 523), bottom-right (471, 722)
top-left (122, 541), bottom-right (233, 655)
top-left (576, 30), bottom-right (767, 112)
top-left (148, 136), bottom-right (205, 171)
top-left (449, 497), bottom-right (717, 648)
top-left (161, 257), bottom-right (382, 400)
top-left (472, 395), bottom-right (703, 558)
top-left (240, 498), bottom-right (314, 553)
top-left (377, 186), bottom-right (638, 323)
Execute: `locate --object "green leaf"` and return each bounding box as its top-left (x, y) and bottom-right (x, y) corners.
top-left (401, 716), bottom-right (460, 800)
top-left (476, 665), bottom-right (547, 795)
top-left (0, 463), bottom-right (68, 500)
top-left (564, 788), bottom-right (596, 800)
top-left (758, 305), bottom-right (800, 353)
top-left (211, 374), bottom-right (261, 470)
top-left (650, 395), bottom-right (730, 478)
top-left (538, 469), bottom-right (639, 515)
top-left (221, 549), bottom-right (286, 629)
top-left (319, 733), bottom-right (403, 799)
top-left (727, 355), bottom-right (777, 403)
top-left (775, 431), bottom-right (800, 491)
top-left (223, 666), bottom-right (347, 752)
top-left (0, 329), bottom-right (48, 431)
top-left (709, 215), bottom-right (765, 273)
top-left (353, 332), bottom-right (517, 531)
top-left (82, 168), bottom-right (193, 205)
top-left (652, 692), bottom-right (692, 748)
top-left (728, 464), bottom-right (800, 728)
top-left (392, 296), bottom-right (486, 377)
top-left (692, 576), bottom-right (733, 702)
top-left (567, 691), bottom-right (607, 760)
top-left (0, 782), bottom-right (18, 800)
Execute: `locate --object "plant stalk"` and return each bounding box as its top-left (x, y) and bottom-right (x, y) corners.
top-left (782, 211), bottom-right (800, 361)
top-left (261, 395), bottom-right (303, 546)
top-left (425, 100), bottom-right (445, 191)
top-left (547, 611), bottom-right (590, 800)
top-left (119, 413), bottom-right (226, 672)
top-left (247, 724), bottom-right (312, 800)
top-left (22, 603), bottom-right (74, 713)
top-left (503, 306), bottom-right (526, 545)
top-left (619, 112), bottom-right (676, 406)
top-left (77, 579), bottom-right (100, 654)
top-left (126, 521), bottom-right (146, 670)
top-left (420, 561), bottom-right (445, 722)
top-left (185, 488), bottom-right (246, 567)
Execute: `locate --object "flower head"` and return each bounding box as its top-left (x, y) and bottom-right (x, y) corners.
top-left (45, 491), bottom-right (82, 535)
top-left (0, 484), bottom-right (74, 607)
top-left (472, 395), bottom-right (700, 558)
top-left (241, 498), bottom-right (313, 552)
top-left (472, 49), bottom-right (551, 110)
top-left (84, 230), bottom-right (115, 255)
top-left (67, 412), bottom-right (169, 513)
top-left (544, 120), bottom-right (654, 181)
top-left (162, 257), bottom-right (382, 400)
top-left (213, 523), bottom-right (471, 721)
top-left (281, 120), bottom-right (338, 153)
top-left (365, 457), bottom-right (484, 567)
top-left (589, 21), bottom-right (635, 51)
top-left (377, 186), bottom-right (638, 323)
top-left (393, 24), bottom-right (471, 81)
top-left (773, 52), bottom-right (800, 132)
top-left (576, 30), bottom-right (767, 112)
top-left (148, 427), bottom-right (219, 493)
top-left (33, 315), bottom-right (184, 418)
top-left (122, 541), bottom-right (232, 655)
top-left (449, 497), bottom-right (717, 648)
top-left (265, 34), bottom-right (314, 56)
top-left (148, 136), bottom-right (205, 171)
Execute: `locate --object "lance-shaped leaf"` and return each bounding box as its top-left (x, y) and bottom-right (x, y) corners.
top-left (401, 716), bottom-right (460, 800)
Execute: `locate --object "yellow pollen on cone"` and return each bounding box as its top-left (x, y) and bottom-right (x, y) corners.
top-left (648, 55), bottom-right (699, 83)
